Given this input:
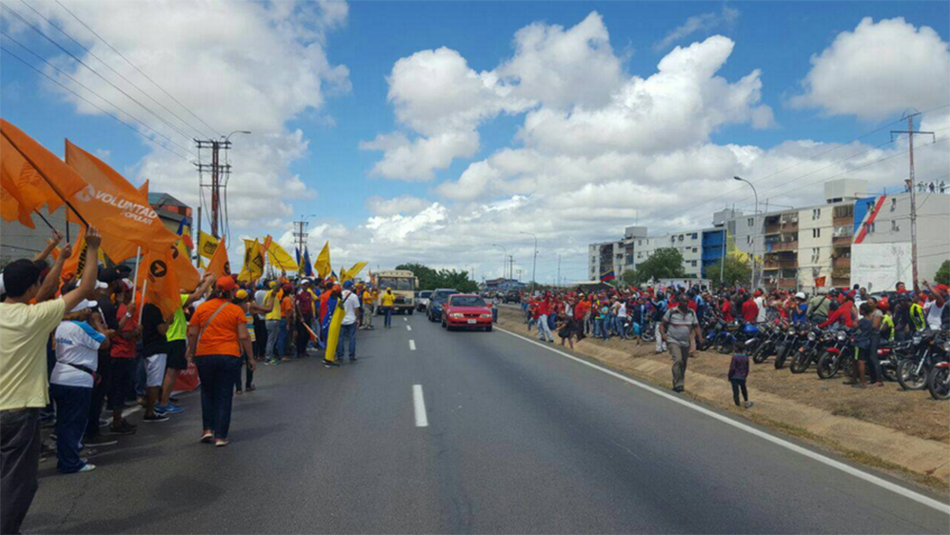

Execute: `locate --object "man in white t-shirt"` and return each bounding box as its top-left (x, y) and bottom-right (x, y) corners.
top-left (754, 290), bottom-right (767, 324)
top-left (51, 299), bottom-right (110, 474)
top-left (336, 280), bottom-right (361, 363)
top-left (923, 281), bottom-right (948, 331)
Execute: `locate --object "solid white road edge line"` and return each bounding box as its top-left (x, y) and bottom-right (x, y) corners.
top-left (496, 326), bottom-right (950, 515)
top-left (409, 339), bottom-right (416, 351)
top-left (413, 384), bottom-right (428, 427)
top-left (407, 325), bottom-right (412, 331)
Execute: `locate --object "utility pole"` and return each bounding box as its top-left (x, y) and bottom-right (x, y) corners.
top-left (195, 139), bottom-right (230, 239)
top-left (891, 110), bottom-right (934, 289)
top-left (557, 253), bottom-right (561, 288)
top-left (293, 218), bottom-right (309, 268)
top-left (508, 255), bottom-right (515, 282)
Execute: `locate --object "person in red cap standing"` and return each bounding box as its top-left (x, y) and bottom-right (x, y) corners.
top-left (185, 276), bottom-right (255, 447)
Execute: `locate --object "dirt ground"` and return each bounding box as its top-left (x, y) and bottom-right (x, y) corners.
top-left (502, 308), bottom-right (950, 445)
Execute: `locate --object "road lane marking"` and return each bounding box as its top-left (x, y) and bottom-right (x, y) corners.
top-left (409, 339), bottom-right (416, 351)
top-left (404, 317), bottom-right (408, 321)
top-left (407, 325), bottom-right (412, 331)
top-left (413, 385), bottom-right (428, 427)
top-left (496, 326), bottom-right (950, 516)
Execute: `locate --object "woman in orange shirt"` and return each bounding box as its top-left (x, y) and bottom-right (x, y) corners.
top-left (186, 276), bottom-right (255, 447)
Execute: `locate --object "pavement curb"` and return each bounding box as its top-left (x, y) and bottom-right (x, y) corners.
top-left (497, 309), bottom-right (950, 489)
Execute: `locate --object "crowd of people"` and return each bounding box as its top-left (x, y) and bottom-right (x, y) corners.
top-left (520, 278), bottom-right (948, 395)
top-left (0, 229), bottom-right (397, 535)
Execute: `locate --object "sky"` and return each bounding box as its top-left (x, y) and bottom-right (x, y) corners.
top-left (2, 1), bottom-right (949, 284)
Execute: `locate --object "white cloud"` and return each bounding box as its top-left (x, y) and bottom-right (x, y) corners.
top-left (365, 195), bottom-right (429, 217)
top-left (653, 5), bottom-right (739, 52)
top-left (15, 0), bottom-right (349, 252)
top-left (355, 12), bottom-right (947, 283)
top-left (791, 17), bottom-right (950, 120)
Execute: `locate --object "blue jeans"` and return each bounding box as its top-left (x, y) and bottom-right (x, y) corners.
top-left (277, 318), bottom-right (289, 357)
top-left (593, 317), bottom-right (602, 338)
top-left (527, 317), bottom-right (536, 331)
top-left (195, 355), bottom-right (241, 440)
top-left (383, 307), bottom-right (393, 327)
top-left (336, 323), bottom-right (357, 360)
top-left (538, 314), bottom-right (553, 341)
top-left (265, 320), bottom-right (280, 359)
top-left (50, 384), bottom-right (92, 473)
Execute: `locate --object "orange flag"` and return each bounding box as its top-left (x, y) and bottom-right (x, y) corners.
top-left (136, 247), bottom-right (182, 319)
top-left (64, 140), bottom-right (176, 263)
top-left (206, 238), bottom-right (230, 279)
top-left (0, 119), bottom-right (87, 227)
top-left (171, 238), bottom-right (201, 291)
top-left (61, 226), bottom-right (87, 282)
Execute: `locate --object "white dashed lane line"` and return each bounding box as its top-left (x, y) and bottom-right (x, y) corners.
top-left (409, 339), bottom-right (416, 351)
top-left (413, 385), bottom-right (428, 427)
top-left (407, 325), bottom-right (412, 331)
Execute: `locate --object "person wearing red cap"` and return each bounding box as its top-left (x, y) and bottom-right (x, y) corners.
top-left (922, 281), bottom-right (948, 331)
top-left (186, 276), bottom-right (256, 447)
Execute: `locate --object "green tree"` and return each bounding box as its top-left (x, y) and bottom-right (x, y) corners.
top-left (936, 260), bottom-right (950, 285)
top-left (396, 263), bottom-right (438, 289)
top-left (707, 257), bottom-right (752, 288)
top-left (621, 269), bottom-right (638, 286)
top-left (632, 248), bottom-right (685, 284)
top-left (395, 263), bottom-right (479, 292)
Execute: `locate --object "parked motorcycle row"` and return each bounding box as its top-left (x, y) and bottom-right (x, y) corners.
top-left (695, 313), bottom-right (950, 401)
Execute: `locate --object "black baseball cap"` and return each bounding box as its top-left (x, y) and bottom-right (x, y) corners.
top-left (98, 266), bottom-right (120, 284)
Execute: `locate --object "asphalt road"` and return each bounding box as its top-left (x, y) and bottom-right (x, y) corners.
top-left (25, 312), bottom-right (950, 534)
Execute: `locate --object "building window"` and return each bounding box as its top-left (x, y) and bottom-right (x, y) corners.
top-left (812, 248), bottom-right (819, 263)
top-left (812, 228), bottom-right (821, 238)
top-left (691, 233), bottom-right (698, 240)
top-left (747, 236), bottom-right (752, 245)
top-left (812, 208), bottom-right (820, 220)
top-left (866, 222), bottom-right (876, 234)
top-left (678, 235), bottom-right (684, 241)
top-left (690, 260), bottom-right (697, 267)
top-left (748, 218), bottom-right (754, 227)
top-left (693, 247), bottom-right (698, 253)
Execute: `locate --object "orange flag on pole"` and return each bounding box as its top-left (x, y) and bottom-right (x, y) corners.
top-left (206, 238), bottom-right (230, 279)
top-left (64, 140), bottom-right (176, 262)
top-left (0, 119), bottom-right (88, 226)
top-left (136, 247), bottom-right (182, 319)
top-left (172, 238), bottom-right (201, 291)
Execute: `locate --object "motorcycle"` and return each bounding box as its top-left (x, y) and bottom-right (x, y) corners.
top-left (897, 330), bottom-right (945, 391)
top-left (789, 325), bottom-right (831, 374)
top-left (751, 322), bottom-right (784, 364)
top-left (815, 329), bottom-right (855, 379)
top-left (924, 332), bottom-right (950, 400)
top-left (717, 321), bottom-right (759, 355)
top-left (774, 323), bottom-right (806, 369)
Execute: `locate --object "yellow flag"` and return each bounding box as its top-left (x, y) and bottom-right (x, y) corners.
top-left (198, 231), bottom-right (219, 260)
top-left (342, 262), bottom-right (367, 282)
top-left (315, 241), bottom-right (331, 278)
top-left (238, 239), bottom-right (265, 283)
top-left (262, 236), bottom-right (298, 272)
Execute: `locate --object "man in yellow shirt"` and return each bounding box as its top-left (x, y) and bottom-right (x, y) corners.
top-left (0, 227), bottom-right (103, 535)
top-left (361, 285), bottom-right (376, 330)
top-left (262, 281), bottom-right (283, 364)
top-left (380, 287), bottom-right (396, 328)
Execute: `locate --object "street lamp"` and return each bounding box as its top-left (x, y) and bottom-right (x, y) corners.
top-left (491, 244), bottom-right (508, 280)
top-left (224, 130), bottom-right (252, 142)
top-left (734, 176), bottom-right (759, 290)
top-left (520, 231), bottom-right (538, 295)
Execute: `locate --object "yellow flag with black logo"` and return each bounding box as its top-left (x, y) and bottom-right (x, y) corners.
top-left (198, 231), bottom-right (219, 261)
top-left (238, 239), bottom-right (264, 283)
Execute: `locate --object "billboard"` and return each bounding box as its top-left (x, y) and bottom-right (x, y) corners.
top-left (851, 242), bottom-right (912, 292)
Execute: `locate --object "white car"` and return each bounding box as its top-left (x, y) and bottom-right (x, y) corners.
top-left (416, 290), bottom-right (432, 311)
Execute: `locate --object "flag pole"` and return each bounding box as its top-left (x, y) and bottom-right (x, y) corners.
top-left (31, 209), bottom-right (56, 231)
top-left (129, 247), bottom-right (142, 307)
top-left (138, 279), bottom-right (148, 324)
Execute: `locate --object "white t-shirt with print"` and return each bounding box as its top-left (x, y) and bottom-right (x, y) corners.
top-left (51, 321), bottom-right (105, 389)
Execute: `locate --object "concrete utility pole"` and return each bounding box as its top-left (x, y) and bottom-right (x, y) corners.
top-left (734, 176), bottom-right (758, 290)
top-left (508, 255), bottom-right (515, 282)
top-left (195, 130), bottom-right (250, 240)
top-left (491, 244), bottom-right (508, 280)
top-left (520, 231), bottom-right (539, 295)
top-left (891, 110), bottom-right (934, 289)
top-left (293, 219), bottom-right (309, 264)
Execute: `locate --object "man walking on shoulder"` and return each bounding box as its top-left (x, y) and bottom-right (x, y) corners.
top-left (336, 281), bottom-right (361, 363)
top-left (659, 294), bottom-right (702, 393)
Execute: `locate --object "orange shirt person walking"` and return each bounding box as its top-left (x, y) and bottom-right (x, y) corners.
top-left (186, 276), bottom-right (255, 447)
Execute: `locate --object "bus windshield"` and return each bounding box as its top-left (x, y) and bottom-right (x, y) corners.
top-left (378, 277), bottom-right (414, 291)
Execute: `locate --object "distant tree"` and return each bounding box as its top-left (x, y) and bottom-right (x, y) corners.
top-left (633, 248), bottom-right (685, 284)
top-left (936, 260), bottom-right (950, 285)
top-left (395, 263), bottom-right (478, 292)
top-left (707, 257), bottom-right (752, 288)
top-left (621, 269), bottom-right (638, 286)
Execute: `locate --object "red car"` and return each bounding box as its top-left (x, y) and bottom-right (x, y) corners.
top-left (441, 294), bottom-right (494, 332)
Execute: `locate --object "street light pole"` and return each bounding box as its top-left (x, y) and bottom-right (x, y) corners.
top-left (491, 244), bottom-right (508, 280)
top-left (734, 176), bottom-right (759, 290)
top-left (520, 231), bottom-right (538, 295)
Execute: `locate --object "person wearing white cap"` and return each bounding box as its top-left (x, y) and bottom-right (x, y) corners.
top-left (50, 298), bottom-right (113, 474)
top-left (0, 227), bottom-right (102, 535)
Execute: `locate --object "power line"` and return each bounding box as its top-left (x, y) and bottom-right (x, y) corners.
top-left (0, 44), bottom-right (191, 161)
top-left (17, 0), bottom-right (209, 140)
top-left (51, 0), bottom-right (222, 139)
top-left (1, 3), bottom-right (198, 154)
